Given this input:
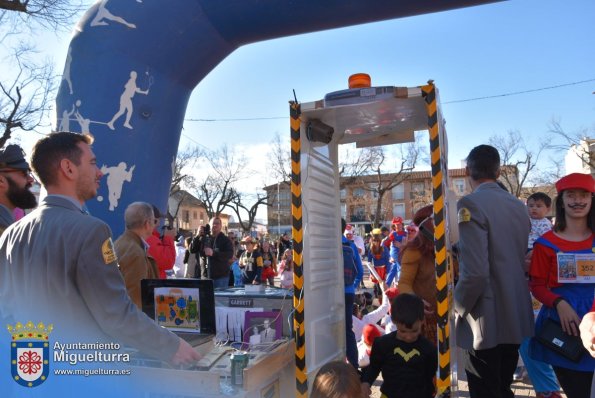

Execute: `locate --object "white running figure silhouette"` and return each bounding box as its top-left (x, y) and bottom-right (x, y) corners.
top-left (100, 162), bottom-right (136, 211)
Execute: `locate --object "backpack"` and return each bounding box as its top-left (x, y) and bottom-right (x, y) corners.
top-left (342, 242), bottom-right (357, 286)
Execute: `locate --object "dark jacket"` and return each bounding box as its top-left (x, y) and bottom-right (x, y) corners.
top-left (208, 232), bottom-right (233, 279)
top-left (276, 238), bottom-right (291, 262)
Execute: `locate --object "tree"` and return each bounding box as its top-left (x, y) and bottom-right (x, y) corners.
top-left (194, 144), bottom-right (247, 219)
top-left (0, 0), bottom-right (82, 30)
top-left (0, 47), bottom-right (54, 148)
top-left (339, 145), bottom-right (384, 187)
top-left (168, 145), bottom-right (201, 219)
top-left (0, 0), bottom-right (84, 148)
top-left (196, 176), bottom-right (238, 220)
top-left (369, 139), bottom-right (426, 227)
top-left (266, 132), bottom-right (291, 187)
top-left (357, 138), bottom-right (426, 227)
top-left (488, 130), bottom-right (548, 198)
top-left (228, 192), bottom-right (269, 233)
top-left (266, 132), bottom-right (383, 189)
top-left (548, 118), bottom-right (595, 172)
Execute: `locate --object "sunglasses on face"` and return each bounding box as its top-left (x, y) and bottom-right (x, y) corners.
top-left (0, 169), bottom-right (32, 178)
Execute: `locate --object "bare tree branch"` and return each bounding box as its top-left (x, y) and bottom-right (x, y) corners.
top-left (339, 145), bottom-right (383, 187)
top-left (548, 118), bottom-right (595, 171)
top-left (228, 192), bottom-right (269, 233)
top-left (266, 132), bottom-right (291, 186)
top-left (0, 0), bottom-right (83, 30)
top-left (170, 145), bottom-right (201, 196)
top-left (0, 0), bottom-right (86, 147)
top-left (488, 130), bottom-right (550, 198)
top-left (194, 145), bottom-right (247, 219)
top-left (0, 47), bottom-right (55, 148)
top-left (346, 135), bottom-right (426, 227)
top-left (167, 145), bottom-right (202, 219)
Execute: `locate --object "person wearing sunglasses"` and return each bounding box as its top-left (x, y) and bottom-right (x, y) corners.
top-left (0, 144), bottom-right (37, 235)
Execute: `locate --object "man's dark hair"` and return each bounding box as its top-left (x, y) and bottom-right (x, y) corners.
top-left (341, 218), bottom-right (346, 234)
top-left (527, 192), bottom-right (552, 208)
top-left (466, 145), bottom-right (500, 181)
top-left (31, 132), bottom-right (93, 187)
top-left (390, 293), bottom-right (424, 328)
top-left (553, 191), bottom-right (595, 233)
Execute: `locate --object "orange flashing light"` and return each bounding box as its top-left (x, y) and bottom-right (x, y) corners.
top-left (348, 73), bottom-right (371, 89)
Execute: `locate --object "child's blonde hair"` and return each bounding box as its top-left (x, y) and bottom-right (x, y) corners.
top-left (311, 360), bottom-right (362, 398)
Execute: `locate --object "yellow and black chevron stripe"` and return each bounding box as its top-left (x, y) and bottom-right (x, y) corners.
top-left (422, 82), bottom-right (451, 398)
top-left (290, 101), bottom-right (307, 397)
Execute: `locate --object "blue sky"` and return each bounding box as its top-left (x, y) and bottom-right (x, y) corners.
top-left (182, 0), bottom-right (595, 168)
top-left (8, 0), bottom-right (595, 182)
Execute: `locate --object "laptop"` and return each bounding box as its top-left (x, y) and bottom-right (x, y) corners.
top-left (141, 279), bottom-right (216, 347)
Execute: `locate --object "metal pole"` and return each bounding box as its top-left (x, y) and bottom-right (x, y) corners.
top-left (277, 182), bottom-right (281, 235)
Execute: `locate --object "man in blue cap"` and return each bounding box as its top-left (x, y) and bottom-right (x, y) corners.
top-left (0, 144), bottom-right (36, 234)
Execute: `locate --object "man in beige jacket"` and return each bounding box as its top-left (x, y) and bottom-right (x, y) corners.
top-left (115, 201), bottom-right (159, 309)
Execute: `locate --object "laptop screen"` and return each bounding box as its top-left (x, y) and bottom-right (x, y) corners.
top-left (141, 279), bottom-right (216, 335)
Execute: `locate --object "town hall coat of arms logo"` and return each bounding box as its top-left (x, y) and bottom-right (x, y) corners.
top-left (7, 321), bottom-right (53, 387)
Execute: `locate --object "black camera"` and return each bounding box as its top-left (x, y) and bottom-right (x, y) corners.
top-left (159, 224), bottom-right (173, 240)
top-left (203, 224), bottom-right (212, 249)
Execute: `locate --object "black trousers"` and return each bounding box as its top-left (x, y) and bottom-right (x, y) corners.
top-left (552, 366), bottom-right (593, 398)
top-left (464, 344), bottom-right (520, 398)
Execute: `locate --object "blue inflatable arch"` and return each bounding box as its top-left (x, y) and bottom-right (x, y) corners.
top-left (56, 0), bottom-right (498, 235)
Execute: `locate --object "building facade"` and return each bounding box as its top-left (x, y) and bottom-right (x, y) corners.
top-left (565, 138), bottom-right (595, 176)
top-left (168, 190), bottom-right (230, 234)
top-left (264, 168), bottom-right (472, 232)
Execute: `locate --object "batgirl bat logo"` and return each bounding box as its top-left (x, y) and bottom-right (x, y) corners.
top-left (394, 347), bottom-right (420, 362)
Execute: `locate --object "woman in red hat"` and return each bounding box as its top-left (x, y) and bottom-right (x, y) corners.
top-left (529, 173), bottom-right (595, 398)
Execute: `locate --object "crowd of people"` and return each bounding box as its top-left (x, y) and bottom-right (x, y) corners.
top-left (321, 144), bottom-right (595, 398)
top-left (180, 229), bottom-right (293, 288)
top-left (3, 135), bottom-right (595, 397)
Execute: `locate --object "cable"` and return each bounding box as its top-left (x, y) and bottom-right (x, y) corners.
top-left (185, 116), bottom-right (286, 122)
top-left (181, 77), bottom-right (595, 122)
top-left (443, 78), bottom-right (595, 104)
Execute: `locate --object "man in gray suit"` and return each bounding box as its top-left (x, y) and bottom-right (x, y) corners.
top-left (454, 145), bottom-right (534, 398)
top-left (0, 132), bottom-right (200, 367)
